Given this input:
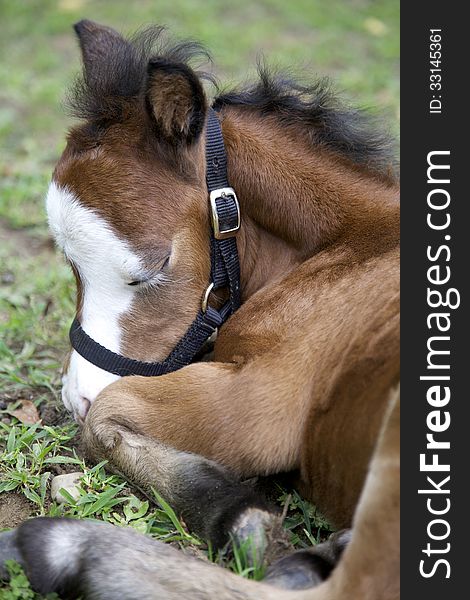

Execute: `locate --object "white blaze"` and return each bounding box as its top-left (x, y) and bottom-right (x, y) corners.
top-left (46, 182), bottom-right (142, 421)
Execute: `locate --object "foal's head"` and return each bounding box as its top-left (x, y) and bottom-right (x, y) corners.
top-left (47, 21), bottom-right (213, 420)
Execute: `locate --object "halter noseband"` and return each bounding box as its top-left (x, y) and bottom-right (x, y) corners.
top-left (69, 108), bottom-right (241, 377)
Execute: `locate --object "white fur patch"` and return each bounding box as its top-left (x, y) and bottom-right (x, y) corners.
top-left (46, 182), bottom-right (144, 419)
top-left (45, 524), bottom-right (85, 579)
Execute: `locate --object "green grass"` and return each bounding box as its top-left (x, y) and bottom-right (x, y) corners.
top-left (0, 0), bottom-right (398, 596)
top-left (0, 421), bottom-right (78, 509)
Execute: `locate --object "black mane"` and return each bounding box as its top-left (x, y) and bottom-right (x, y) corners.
top-left (214, 67), bottom-right (397, 177)
top-left (68, 26), bottom-right (397, 177)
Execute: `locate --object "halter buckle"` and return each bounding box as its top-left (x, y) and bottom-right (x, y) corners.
top-left (209, 188), bottom-right (240, 239)
top-left (201, 282), bottom-right (215, 313)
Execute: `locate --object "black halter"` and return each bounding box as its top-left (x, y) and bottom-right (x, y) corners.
top-left (69, 109), bottom-right (241, 377)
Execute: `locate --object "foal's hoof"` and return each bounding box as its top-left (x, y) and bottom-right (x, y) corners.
top-left (231, 508), bottom-right (292, 567)
top-left (263, 550), bottom-right (329, 589)
top-left (263, 529), bottom-right (352, 590)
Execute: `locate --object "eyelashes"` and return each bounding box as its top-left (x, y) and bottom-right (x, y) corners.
top-left (126, 255), bottom-right (170, 287)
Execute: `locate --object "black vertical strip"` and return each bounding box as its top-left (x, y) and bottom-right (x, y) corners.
top-left (401, 3), bottom-right (467, 598)
top-left (205, 108), bottom-right (242, 312)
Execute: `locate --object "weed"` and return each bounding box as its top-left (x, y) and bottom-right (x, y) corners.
top-left (228, 536), bottom-right (267, 580)
top-left (279, 488), bottom-right (333, 547)
top-left (0, 421), bottom-right (78, 513)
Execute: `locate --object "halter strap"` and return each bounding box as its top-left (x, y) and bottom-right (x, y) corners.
top-left (206, 109), bottom-right (241, 312)
top-left (69, 108), bottom-right (241, 377)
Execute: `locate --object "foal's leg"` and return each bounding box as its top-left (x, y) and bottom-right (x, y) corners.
top-left (83, 421), bottom-right (288, 558)
top-left (0, 518), bottom-right (297, 600)
top-left (263, 530), bottom-right (351, 590)
top-left (85, 360), bottom-right (304, 476)
top-left (83, 360), bottom-right (304, 556)
top-left (0, 390), bottom-right (399, 600)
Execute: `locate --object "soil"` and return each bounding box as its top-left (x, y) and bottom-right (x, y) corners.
top-left (0, 494), bottom-right (33, 529)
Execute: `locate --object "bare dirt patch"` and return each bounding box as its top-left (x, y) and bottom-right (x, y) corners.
top-left (0, 493), bottom-right (33, 529)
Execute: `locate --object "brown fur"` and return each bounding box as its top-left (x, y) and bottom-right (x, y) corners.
top-left (147, 68), bottom-right (203, 140)
top-left (57, 104), bottom-right (399, 528)
top-left (50, 21), bottom-right (399, 596)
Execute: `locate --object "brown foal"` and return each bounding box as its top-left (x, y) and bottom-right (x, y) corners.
top-left (0, 20), bottom-right (400, 599)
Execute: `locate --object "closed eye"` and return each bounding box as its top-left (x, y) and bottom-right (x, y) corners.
top-left (127, 256), bottom-right (170, 287)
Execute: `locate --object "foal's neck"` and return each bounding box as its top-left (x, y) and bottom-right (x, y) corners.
top-left (220, 108), bottom-right (399, 298)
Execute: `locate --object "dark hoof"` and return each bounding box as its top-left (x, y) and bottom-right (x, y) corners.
top-left (263, 528), bottom-right (352, 590)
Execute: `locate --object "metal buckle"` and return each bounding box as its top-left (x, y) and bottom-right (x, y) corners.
top-left (209, 187), bottom-right (241, 240)
top-left (206, 329), bottom-right (218, 345)
top-left (201, 283), bottom-right (215, 313)
top-left (201, 282), bottom-right (218, 346)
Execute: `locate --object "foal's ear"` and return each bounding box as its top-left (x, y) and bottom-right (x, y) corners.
top-left (74, 19), bottom-right (128, 83)
top-left (146, 60), bottom-right (207, 145)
